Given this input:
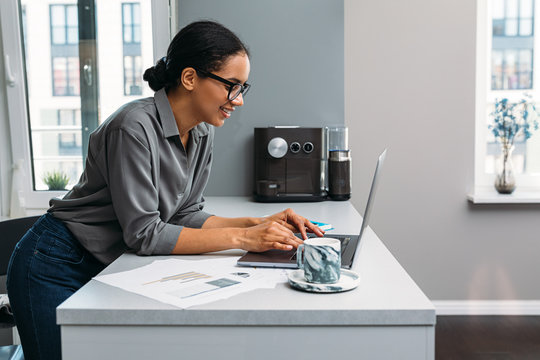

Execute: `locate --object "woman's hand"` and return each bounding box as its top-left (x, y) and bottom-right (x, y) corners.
top-left (262, 208), bottom-right (325, 240)
top-left (239, 221), bottom-right (304, 252)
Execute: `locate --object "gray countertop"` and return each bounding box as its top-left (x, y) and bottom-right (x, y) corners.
top-left (57, 197), bottom-right (435, 326)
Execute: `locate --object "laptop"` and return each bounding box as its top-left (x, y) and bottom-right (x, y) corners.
top-left (237, 149), bottom-right (387, 269)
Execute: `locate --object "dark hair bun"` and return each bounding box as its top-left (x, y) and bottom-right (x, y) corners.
top-left (143, 21), bottom-right (249, 92)
top-left (143, 58), bottom-right (168, 91)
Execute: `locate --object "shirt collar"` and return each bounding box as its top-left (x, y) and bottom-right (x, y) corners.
top-left (154, 88), bottom-right (210, 140)
top-left (191, 122), bottom-right (210, 140)
top-left (154, 88), bottom-right (179, 138)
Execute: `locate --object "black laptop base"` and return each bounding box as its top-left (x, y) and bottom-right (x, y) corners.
top-left (236, 234), bottom-right (359, 270)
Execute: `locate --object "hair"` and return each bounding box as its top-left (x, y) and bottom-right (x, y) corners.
top-left (143, 20), bottom-right (250, 92)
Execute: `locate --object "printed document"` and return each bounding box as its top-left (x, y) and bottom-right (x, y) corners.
top-left (93, 257), bottom-right (287, 308)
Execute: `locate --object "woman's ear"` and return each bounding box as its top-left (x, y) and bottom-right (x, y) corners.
top-left (180, 67), bottom-right (197, 91)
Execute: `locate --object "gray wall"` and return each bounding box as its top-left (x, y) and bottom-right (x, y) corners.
top-left (346, 0), bottom-right (540, 300)
top-left (177, 0), bottom-right (344, 196)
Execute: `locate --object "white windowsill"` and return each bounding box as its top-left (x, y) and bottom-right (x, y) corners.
top-left (468, 187), bottom-right (540, 204)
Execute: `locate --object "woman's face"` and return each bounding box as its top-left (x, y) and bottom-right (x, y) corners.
top-left (193, 53), bottom-right (251, 127)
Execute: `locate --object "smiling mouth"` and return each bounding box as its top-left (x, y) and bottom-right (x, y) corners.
top-left (219, 106), bottom-right (235, 117)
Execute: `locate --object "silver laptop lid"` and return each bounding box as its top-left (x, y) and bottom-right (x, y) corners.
top-left (357, 149), bottom-right (386, 240)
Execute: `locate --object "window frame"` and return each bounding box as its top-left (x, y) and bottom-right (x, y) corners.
top-left (475, 0), bottom-right (540, 191)
top-left (0, 0), bottom-right (172, 210)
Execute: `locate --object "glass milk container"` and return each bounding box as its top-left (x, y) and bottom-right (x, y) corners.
top-left (327, 126), bottom-right (351, 200)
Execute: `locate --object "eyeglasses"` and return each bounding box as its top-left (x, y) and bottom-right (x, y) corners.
top-left (194, 68), bottom-right (251, 101)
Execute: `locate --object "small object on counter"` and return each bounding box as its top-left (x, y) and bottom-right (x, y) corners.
top-left (310, 220), bottom-right (333, 231)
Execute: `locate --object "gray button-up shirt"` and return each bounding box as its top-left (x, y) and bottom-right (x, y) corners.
top-left (49, 88), bottom-right (214, 265)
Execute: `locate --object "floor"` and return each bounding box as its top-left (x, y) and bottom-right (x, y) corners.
top-left (436, 316), bottom-right (540, 360)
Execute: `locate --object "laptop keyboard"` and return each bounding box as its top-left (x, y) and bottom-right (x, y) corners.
top-left (290, 237), bottom-right (350, 260)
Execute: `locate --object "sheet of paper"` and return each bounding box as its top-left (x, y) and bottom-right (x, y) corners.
top-left (93, 257), bottom-right (288, 309)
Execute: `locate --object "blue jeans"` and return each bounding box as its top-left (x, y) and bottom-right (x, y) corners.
top-left (6, 213), bottom-right (105, 360)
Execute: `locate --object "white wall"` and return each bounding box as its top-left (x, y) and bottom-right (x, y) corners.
top-left (346, 0), bottom-right (540, 300)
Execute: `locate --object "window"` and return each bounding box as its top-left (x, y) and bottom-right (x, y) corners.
top-left (122, 3), bottom-right (142, 96)
top-left (50, 4), bottom-right (79, 97)
top-left (122, 2), bottom-right (141, 44)
top-left (50, 4), bottom-right (78, 45)
top-left (491, 0), bottom-right (534, 90)
top-left (491, 49), bottom-right (533, 89)
top-left (475, 0), bottom-right (540, 191)
top-left (58, 133), bottom-right (81, 156)
top-left (1, 0), bottom-right (171, 208)
top-left (57, 110), bottom-right (82, 157)
top-left (124, 55), bottom-right (143, 96)
top-left (52, 57), bottom-right (80, 96)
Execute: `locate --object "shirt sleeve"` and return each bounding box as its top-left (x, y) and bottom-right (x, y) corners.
top-left (172, 201), bottom-right (213, 228)
top-left (105, 128), bottom-right (180, 256)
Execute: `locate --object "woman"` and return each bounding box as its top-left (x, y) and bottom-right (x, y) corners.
top-left (7, 21), bottom-right (323, 360)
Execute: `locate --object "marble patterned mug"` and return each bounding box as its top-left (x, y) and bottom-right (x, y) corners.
top-left (296, 238), bottom-right (341, 284)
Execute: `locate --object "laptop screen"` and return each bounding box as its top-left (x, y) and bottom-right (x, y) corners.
top-left (357, 149), bottom-right (386, 241)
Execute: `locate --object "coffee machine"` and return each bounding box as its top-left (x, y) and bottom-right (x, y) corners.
top-left (254, 127), bottom-right (327, 202)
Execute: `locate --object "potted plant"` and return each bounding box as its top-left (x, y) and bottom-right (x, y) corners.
top-left (42, 170), bottom-right (70, 191)
top-left (489, 97), bottom-right (539, 194)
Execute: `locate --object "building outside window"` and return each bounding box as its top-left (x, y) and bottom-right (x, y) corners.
top-left (50, 4), bottom-right (79, 97)
top-left (122, 2), bottom-right (143, 96)
top-left (491, 0), bottom-right (534, 91)
top-left (57, 109), bottom-right (82, 158)
top-left (124, 55), bottom-right (143, 96)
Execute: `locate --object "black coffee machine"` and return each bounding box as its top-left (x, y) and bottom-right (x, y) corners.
top-left (254, 127), bottom-right (327, 202)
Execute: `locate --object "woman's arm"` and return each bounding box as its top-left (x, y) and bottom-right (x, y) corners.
top-left (201, 215), bottom-right (262, 229)
top-left (172, 221), bottom-right (304, 254)
top-left (171, 208), bottom-right (326, 255)
top-left (202, 209), bottom-right (325, 239)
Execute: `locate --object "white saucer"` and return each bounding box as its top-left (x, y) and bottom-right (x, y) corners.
top-left (287, 269), bottom-right (360, 293)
